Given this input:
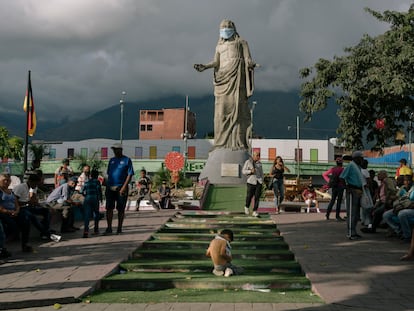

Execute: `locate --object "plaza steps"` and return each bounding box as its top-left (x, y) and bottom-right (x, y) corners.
top-left (100, 211), bottom-right (311, 292)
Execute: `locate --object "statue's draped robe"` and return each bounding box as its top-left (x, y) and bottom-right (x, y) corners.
top-left (213, 38), bottom-right (254, 150)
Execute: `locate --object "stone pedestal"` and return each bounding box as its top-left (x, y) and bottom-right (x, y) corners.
top-left (199, 148), bottom-right (250, 184)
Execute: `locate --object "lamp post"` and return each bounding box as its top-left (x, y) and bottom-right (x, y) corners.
top-left (182, 96), bottom-right (190, 177)
top-left (119, 91), bottom-right (127, 145)
top-left (288, 116), bottom-right (300, 178)
top-left (250, 101), bottom-right (257, 153)
top-left (296, 115), bottom-right (301, 178)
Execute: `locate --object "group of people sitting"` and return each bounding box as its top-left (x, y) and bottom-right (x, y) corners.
top-left (358, 164), bottom-right (414, 244)
top-left (0, 159), bottom-right (103, 259)
top-left (323, 153), bottom-right (414, 244)
top-left (0, 159), bottom-right (176, 260)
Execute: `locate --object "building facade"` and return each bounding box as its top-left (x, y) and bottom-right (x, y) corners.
top-left (35, 138), bottom-right (335, 163)
top-left (139, 108), bottom-right (196, 140)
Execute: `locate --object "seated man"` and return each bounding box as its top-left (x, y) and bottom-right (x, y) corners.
top-left (46, 177), bottom-right (81, 233)
top-left (135, 169), bottom-right (159, 211)
top-left (0, 172), bottom-right (33, 252)
top-left (361, 170), bottom-right (397, 234)
top-left (158, 180), bottom-right (172, 209)
top-left (206, 229), bottom-right (243, 277)
top-left (383, 175), bottom-right (414, 242)
top-left (13, 174), bottom-right (59, 241)
top-left (302, 184), bottom-right (320, 213)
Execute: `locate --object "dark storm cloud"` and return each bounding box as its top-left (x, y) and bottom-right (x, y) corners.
top-left (0, 0), bottom-right (411, 121)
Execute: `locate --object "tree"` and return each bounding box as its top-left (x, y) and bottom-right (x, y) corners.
top-left (28, 144), bottom-right (49, 161)
top-left (0, 127), bottom-right (24, 161)
top-left (299, 5), bottom-right (414, 150)
top-left (73, 150), bottom-right (104, 172)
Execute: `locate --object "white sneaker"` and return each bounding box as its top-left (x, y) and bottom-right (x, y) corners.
top-left (224, 268), bottom-right (233, 277)
top-left (213, 269), bottom-right (224, 276)
top-left (244, 207), bottom-right (250, 215)
top-left (50, 234), bottom-right (61, 242)
top-left (252, 211), bottom-right (259, 217)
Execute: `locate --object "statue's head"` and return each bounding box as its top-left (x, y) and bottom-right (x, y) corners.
top-left (219, 19), bottom-right (238, 40)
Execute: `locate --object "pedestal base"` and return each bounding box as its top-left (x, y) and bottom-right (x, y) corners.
top-left (199, 148), bottom-right (250, 184)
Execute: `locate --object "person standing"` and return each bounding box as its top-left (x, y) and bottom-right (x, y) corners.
top-left (242, 151), bottom-right (264, 217)
top-left (322, 157), bottom-right (345, 221)
top-left (104, 143), bottom-right (134, 235)
top-left (269, 156), bottom-right (290, 213)
top-left (75, 165), bottom-right (91, 193)
top-left (340, 151), bottom-right (365, 240)
top-left (54, 158), bottom-right (74, 188)
top-left (194, 19), bottom-right (257, 150)
top-left (81, 170), bottom-right (102, 237)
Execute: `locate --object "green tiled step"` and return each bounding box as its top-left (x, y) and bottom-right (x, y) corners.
top-left (175, 211), bottom-right (271, 220)
top-left (171, 216), bottom-right (274, 224)
top-left (101, 272), bottom-right (311, 291)
top-left (132, 248), bottom-right (295, 260)
top-left (120, 259), bottom-right (303, 274)
top-left (159, 227), bottom-right (276, 235)
top-left (164, 222), bottom-right (276, 230)
top-left (142, 239), bottom-right (289, 250)
top-left (152, 232), bottom-right (280, 241)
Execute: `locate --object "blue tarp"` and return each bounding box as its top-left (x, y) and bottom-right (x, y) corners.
top-left (366, 150), bottom-right (409, 165)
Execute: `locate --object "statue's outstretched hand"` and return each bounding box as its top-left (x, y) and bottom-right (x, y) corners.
top-left (194, 64), bottom-right (206, 72)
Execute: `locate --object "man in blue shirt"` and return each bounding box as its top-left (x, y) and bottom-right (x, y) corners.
top-left (340, 151), bottom-right (365, 240)
top-left (104, 143), bottom-right (134, 235)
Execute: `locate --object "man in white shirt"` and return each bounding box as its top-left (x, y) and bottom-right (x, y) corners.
top-left (242, 151), bottom-right (264, 217)
top-left (13, 174), bottom-right (54, 240)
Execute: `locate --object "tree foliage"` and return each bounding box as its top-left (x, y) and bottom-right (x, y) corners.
top-left (0, 127), bottom-right (24, 161)
top-left (299, 5), bottom-right (414, 150)
top-left (28, 144), bottom-right (49, 161)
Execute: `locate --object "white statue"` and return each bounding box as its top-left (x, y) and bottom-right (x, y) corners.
top-left (194, 19), bottom-right (257, 150)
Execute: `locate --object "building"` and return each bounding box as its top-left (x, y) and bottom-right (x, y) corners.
top-left (32, 138), bottom-right (335, 163)
top-left (139, 108), bottom-right (196, 140)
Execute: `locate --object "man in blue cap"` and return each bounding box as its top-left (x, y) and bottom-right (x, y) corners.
top-left (104, 143), bottom-right (134, 235)
top-left (340, 151), bottom-right (365, 240)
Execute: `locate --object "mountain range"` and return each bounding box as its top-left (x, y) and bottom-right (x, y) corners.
top-left (3, 91), bottom-right (340, 142)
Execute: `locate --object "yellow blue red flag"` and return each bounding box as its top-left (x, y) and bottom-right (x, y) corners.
top-left (23, 71), bottom-right (36, 136)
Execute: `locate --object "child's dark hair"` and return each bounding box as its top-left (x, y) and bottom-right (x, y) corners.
top-left (91, 170), bottom-right (99, 179)
top-left (220, 229), bottom-right (234, 242)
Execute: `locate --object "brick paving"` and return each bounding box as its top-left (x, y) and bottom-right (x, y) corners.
top-left (2, 205), bottom-right (414, 311)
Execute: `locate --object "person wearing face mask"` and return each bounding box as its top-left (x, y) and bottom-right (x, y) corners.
top-left (194, 19), bottom-right (257, 151)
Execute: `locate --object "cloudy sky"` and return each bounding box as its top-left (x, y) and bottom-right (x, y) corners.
top-left (0, 0), bottom-right (411, 123)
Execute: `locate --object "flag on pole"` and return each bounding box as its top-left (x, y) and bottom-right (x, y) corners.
top-left (23, 71), bottom-right (36, 136)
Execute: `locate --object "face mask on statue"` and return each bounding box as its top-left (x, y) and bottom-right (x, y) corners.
top-left (219, 28), bottom-right (235, 39)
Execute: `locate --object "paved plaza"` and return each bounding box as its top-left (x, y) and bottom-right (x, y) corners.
top-left (1, 206), bottom-right (414, 311)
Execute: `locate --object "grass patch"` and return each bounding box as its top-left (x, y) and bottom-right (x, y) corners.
top-left (85, 288), bottom-right (323, 304)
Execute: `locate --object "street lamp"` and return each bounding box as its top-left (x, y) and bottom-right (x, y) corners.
top-left (296, 115), bottom-right (300, 179)
top-left (182, 96), bottom-right (190, 177)
top-left (288, 116), bottom-right (300, 178)
top-left (119, 91), bottom-right (127, 145)
top-left (250, 101), bottom-right (257, 153)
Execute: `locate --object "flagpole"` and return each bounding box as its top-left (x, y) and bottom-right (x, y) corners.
top-left (23, 70), bottom-right (31, 173)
